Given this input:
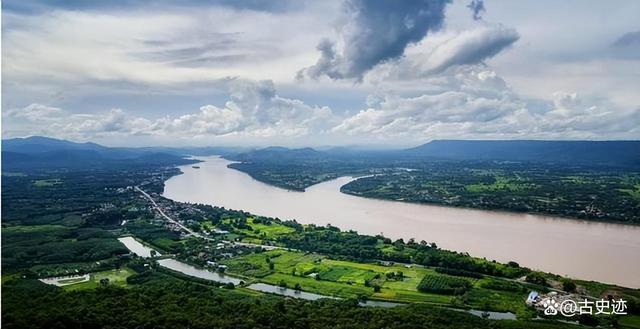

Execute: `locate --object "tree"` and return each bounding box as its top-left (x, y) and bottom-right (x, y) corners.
top-left (373, 285), bottom-right (381, 293)
top-left (525, 272), bottom-right (547, 286)
top-left (279, 280), bottom-right (287, 288)
top-left (99, 278), bottom-right (110, 286)
top-left (562, 280), bottom-right (576, 292)
top-left (294, 283), bottom-right (301, 291)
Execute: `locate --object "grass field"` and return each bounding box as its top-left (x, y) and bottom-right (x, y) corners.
top-left (236, 218), bottom-right (296, 240)
top-left (63, 268), bottom-right (135, 291)
top-left (224, 250), bottom-right (457, 304)
top-left (151, 237), bottom-right (181, 251)
top-left (466, 176), bottom-right (536, 193)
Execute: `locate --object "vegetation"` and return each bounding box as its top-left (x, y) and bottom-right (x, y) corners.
top-left (1, 149), bottom-right (188, 277)
top-left (3, 140), bottom-right (639, 328)
top-left (342, 168), bottom-right (640, 223)
top-left (225, 148), bottom-right (640, 223)
top-left (276, 225), bottom-right (529, 279)
top-left (417, 274), bottom-right (473, 295)
top-left (63, 268), bottom-right (136, 291)
top-left (2, 275), bottom-right (585, 329)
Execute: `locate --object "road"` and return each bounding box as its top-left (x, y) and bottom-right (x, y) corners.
top-left (135, 186), bottom-right (201, 237)
top-left (135, 186), bottom-right (289, 250)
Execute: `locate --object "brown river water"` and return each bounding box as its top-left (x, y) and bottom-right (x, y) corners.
top-left (163, 156), bottom-right (640, 288)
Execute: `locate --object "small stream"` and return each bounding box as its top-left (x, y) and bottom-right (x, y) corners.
top-left (118, 236), bottom-right (516, 317)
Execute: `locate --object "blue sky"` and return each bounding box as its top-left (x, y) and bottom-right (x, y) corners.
top-left (2, 0), bottom-right (639, 147)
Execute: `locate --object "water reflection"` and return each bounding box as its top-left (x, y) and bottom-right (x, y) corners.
top-left (118, 237), bottom-right (160, 258)
top-left (157, 259), bottom-right (242, 285)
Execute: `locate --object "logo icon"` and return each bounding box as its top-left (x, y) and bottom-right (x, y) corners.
top-left (543, 299), bottom-right (560, 315)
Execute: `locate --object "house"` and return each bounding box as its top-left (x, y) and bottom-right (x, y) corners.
top-left (526, 291), bottom-right (539, 305)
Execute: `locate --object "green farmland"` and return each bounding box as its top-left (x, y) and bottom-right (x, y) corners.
top-left (222, 250), bottom-right (534, 310)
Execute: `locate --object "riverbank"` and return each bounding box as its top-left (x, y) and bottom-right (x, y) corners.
top-left (163, 156), bottom-right (640, 288)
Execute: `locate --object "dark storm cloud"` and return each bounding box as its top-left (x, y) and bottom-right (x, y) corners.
top-left (467, 0), bottom-right (485, 20)
top-left (610, 31), bottom-right (640, 59)
top-left (299, 0), bottom-right (449, 81)
top-left (613, 31), bottom-right (640, 47)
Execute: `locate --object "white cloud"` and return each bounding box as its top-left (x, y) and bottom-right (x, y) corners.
top-left (418, 25), bottom-right (519, 74)
top-left (3, 80), bottom-right (336, 142)
top-left (367, 25), bottom-right (519, 82)
top-left (334, 67), bottom-right (640, 143)
top-left (2, 5), bottom-right (334, 88)
top-left (4, 103), bottom-right (64, 121)
top-left (152, 80), bottom-right (335, 138)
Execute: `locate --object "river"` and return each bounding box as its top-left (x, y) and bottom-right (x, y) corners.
top-left (163, 156), bottom-right (640, 288)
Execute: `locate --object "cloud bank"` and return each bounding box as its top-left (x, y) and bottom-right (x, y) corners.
top-left (5, 69), bottom-right (639, 146)
top-left (334, 67), bottom-right (640, 142)
top-left (3, 80), bottom-right (334, 143)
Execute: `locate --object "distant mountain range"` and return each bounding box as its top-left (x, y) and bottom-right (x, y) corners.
top-left (227, 146), bottom-right (323, 162)
top-left (405, 140), bottom-right (640, 166)
top-left (231, 140), bottom-right (640, 167)
top-left (3, 136), bottom-right (639, 170)
top-left (1, 136), bottom-right (241, 170)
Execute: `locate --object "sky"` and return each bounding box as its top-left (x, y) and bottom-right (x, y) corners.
top-left (2, 0), bottom-right (640, 147)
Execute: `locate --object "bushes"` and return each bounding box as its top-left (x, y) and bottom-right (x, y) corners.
top-left (525, 272), bottom-right (548, 286)
top-left (561, 279), bottom-right (576, 292)
top-left (417, 274), bottom-right (472, 295)
top-left (479, 278), bottom-right (524, 292)
top-left (435, 267), bottom-right (484, 279)
top-left (2, 234), bottom-right (128, 269)
top-left (126, 271), bottom-right (150, 284)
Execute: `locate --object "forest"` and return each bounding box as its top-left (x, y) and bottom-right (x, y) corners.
top-left (3, 273), bottom-right (589, 329)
